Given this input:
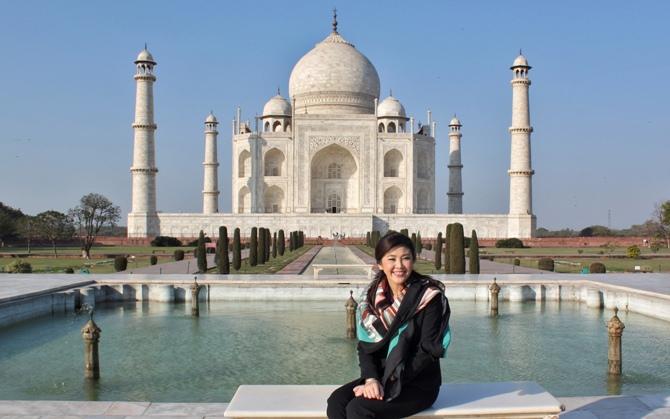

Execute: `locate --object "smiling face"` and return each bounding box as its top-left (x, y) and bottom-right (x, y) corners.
top-left (378, 245), bottom-right (415, 294)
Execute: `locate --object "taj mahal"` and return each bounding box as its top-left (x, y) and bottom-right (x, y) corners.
top-left (127, 14), bottom-right (536, 239)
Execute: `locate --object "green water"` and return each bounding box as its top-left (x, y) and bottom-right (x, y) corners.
top-left (0, 300), bottom-right (668, 402)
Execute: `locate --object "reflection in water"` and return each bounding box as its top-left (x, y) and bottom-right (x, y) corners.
top-left (0, 300), bottom-right (668, 402)
top-left (606, 374), bottom-right (622, 395)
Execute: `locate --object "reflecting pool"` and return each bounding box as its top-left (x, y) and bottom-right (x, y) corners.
top-left (0, 300), bottom-right (668, 402)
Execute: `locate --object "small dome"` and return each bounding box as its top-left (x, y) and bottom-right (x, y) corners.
top-left (511, 54), bottom-right (530, 68)
top-left (449, 116), bottom-right (461, 126)
top-left (263, 95), bottom-right (292, 117)
top-left (205, 112), bottom-right (217, 123)
top-left (136, 48), bottom-right (155, 63)
top-left (377, 96), bottom-right (406, 118)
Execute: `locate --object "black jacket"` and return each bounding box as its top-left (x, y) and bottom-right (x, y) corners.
top-left (357, 295), bottom-right (448, 400)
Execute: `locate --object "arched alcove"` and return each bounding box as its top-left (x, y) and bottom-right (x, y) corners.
top-left (238, 150), bottom-right (251, 178)
top-left (383, 186), bottom-right (402, 214)
top-left (310, 144), bottom-right (358, 213)
top-left (263, 185), bottom-right (285, 213)
top-left (264, 148), bottom-right (285, 176)
top-left (238, 186), bottom-right (251, 213)
top-left (384, 149), bottom-right (403, 177)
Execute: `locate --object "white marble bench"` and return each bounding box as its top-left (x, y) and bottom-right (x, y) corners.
top-left (224, 381), bottom-right (563, 418)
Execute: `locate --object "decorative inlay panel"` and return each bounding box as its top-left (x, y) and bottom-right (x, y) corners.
top-left (309, 135), bottom-right (360, 155)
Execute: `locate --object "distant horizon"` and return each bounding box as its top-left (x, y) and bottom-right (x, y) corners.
top-left (1, 1), bottom-right (668, 230)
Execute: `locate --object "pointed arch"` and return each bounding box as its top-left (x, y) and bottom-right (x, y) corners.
top-left (238, 186), bottom-right (251, 213)
top-left (272, 120), bottom-right (282, 132)
top-left (264, 148), bottom-right (285, 176)
top-left (387, 121), bottom-right (396, 133)
top-left (238, 150), bottom-right (251, 177)
top-left (384, 186), bottom-right (402, 214)
top-left (263, 185), bottom-right (285, 213)
top-left (384, 149), bottom-right (403, 177)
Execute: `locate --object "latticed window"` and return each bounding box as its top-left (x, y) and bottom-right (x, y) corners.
top-left (327, 163), bottom-right (342, 179)
top-left (327, 193), bottom-right (342, 213)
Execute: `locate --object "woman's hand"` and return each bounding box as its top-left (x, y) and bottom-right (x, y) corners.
top-left (362, 378), bottom-right (384, 400)
top-left (353, 385), bottom-right (364, 397)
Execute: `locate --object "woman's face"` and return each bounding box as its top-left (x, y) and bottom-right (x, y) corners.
top-left (378, 245), bottom-right (414, 289)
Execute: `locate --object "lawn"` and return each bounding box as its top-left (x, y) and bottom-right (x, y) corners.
top-left (216, 245), bottom-right (313, 274)
top-left (494, 256), bottom-right (670, 273)
top-left (0, 254), bottom-right (175, 274)
top-left (0, 245), bottom-right (193, 257)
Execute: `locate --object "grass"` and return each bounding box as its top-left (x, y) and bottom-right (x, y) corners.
top-left (481, 246), bottom-right (670, 257)
top-left (0, 245), bottom-right (194, 257)
top-left (0, 254), bottom-right (175, 274)
top-left (213, 245), bottom-right (313, 274)
top-left (494, 257), bottom-right (670, 273)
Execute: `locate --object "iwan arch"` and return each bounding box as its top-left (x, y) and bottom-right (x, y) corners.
top-left (127, 16), bottom-right (536, 239)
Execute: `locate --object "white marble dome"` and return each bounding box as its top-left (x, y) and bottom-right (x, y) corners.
top-left (449, 116), bottom-right (461, 126)
top-left (136, 48), bottom-right (155, 63)
top-left (205, 112), bottom-right (217, 123)
top-left (511, 54), bottom-right (529, 68)
top-left (263, 95), bottom-right (292, 116)
top-left (377, 95), bottom-right (406, 118)
top-left (288, 31), bottom-right (380, 114)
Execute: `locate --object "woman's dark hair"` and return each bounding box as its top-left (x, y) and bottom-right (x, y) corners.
top-left (375, 232), bottom-right (416, 262)
top-left (368, 231), bottom-right (443, 304)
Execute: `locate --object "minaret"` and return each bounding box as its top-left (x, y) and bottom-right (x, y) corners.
top-left (508, 52), bottom-right (534, 216)
top-left (129, 46), bottom-right (158, 237)
top-left (447, 116), bottom-right (463, 214)
top-left (202, 112), bottom-right (219, 213)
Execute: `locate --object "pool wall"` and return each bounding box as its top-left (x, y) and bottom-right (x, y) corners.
top-left (1, 273), bottom-right (669, 328)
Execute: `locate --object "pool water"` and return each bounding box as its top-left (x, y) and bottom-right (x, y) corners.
top-left (0, 300), bottom-right (668, 402)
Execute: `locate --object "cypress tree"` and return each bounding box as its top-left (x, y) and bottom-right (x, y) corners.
top-left (434, 233), bottom-right (442, 270)
top-left (250, 227), bottom-right (258, 266)
top-left (416, 232), bottom-right (423, 255)
top-left (366, 231), bottom-right (371, 247)
top-left (232, 228), bottom-right (241, 271)
top-left (265, 229), bottom-right (271, 261)
top-left (196, 230), bottom-right (207, 273)
top-left (411, 232), bottom-right (417, 251)
top-left (299, 231), bottom-right (304, 248)
top-left (258, 228), bottom-right (266, 265)
top-left (469, 229), bottom-right (480, 274)
top-left (278, 229), bottom-right (285, 255)
top-left (400, 228), bottom-right (409, 237)
top-left (217, 226), bottom-right (230, 274)
top-left (444, 224), bottom-right (452, 274)
top-left (272, 232), bottom-right (277, 258)
top-left (450, 223), bottom-right (466, 274)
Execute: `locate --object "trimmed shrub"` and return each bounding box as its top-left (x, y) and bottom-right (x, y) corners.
top-left (266, 229), bottom-right (272, 261)
top-left (444, 224), bottom-right (452, 274)
top-left (299, 231), bottom-right (304, 248)
top-left (589, 262), bottom-right (606, 273)
top-left (174, 249), bottom-right (185, 261)
top-left (514, 258), bottom-right (521, 266)
top-left (449, 223), bottom-right (465, 274)
top-left (411, 233), bottom-right (417, 252)
top-left (187, 236), bottom-right (211, 246)
top-left (627, 245), bottom-right (641, 259)
top-left (232, 228), bottom-right (241, 271)
top-left (538, 257), bottom-right (554, 272)
top-left (495, 238), bottom-right (525, 248)
top-left (469, 230), bottom-right (480, 274)
top-left (150, 255), bottom-right (158, 265)
top-left (64, 267), bottom-right (75, 274)
top-left (416, 232), bottom-right (423, 255)
top-left (4, 260), bottom-right (33, 273)
top-left (400, 229), bottom-right (409, 237)
top-left (114, 255), bottom-right (128, 272)
top-left (249, 227), bottom-right (258, 266)
top-left (258, 228), bottom-right (266, 265)
top-left (150, 236), bottom-right (182, 247)
top-left (272, 232), bottom-right (277, 258)
top-left (196, 230), bottom-right (207, 273)
top-left (434, 233), bottom-right (443, 270)
top-left (278, 230), bottom-right (285, 256)
top-left (366, 232), bottom-right (371, 247)
top-left (217, 226), bottom-right (230, 274)
top-left (425, 242), bottom-right (432, 251)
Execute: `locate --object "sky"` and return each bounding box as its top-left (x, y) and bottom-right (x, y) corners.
top-left (1, 1), bottom-right (668, 230)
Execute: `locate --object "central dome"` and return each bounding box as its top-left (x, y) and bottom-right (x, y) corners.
top-left (288, 31), bottom-right (380, 115)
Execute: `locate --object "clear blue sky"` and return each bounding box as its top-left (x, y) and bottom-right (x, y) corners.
top-left (1, 1), bottom-right (668, 230)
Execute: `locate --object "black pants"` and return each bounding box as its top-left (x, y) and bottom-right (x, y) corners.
top-left (326, 379), bottom-right (439, 419)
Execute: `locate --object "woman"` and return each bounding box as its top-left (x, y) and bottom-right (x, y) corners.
top-left (327, 232), bottom-right (451, 419)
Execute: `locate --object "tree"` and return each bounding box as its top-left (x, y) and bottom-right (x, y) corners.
top-left (278, 229), bottom-right (285, 256)
top-left (449, 223), bottom-right (465, 274)
top-left (654, 201), bottom-right (670, 248)
top-left (35, 211), bottom-right (74, 256)
top-left (272, 232), bottom-right (277, 258)
top-left (232, 228), bottom-right (241, 270)
top-left (196, 230), bottom-right (207, 273)
top-left (249, 227), bottom-right (258, 266)
top-left (258, 228), bottom-right (266, 265)
top-left (416, 232), bottom-right (423, 255)
top-left (16, 216), bottom-right (37, 254)
top-left (434, 233), bottom-right (442, 270)
top-left (444, 224), bottom-right (452, 274)
top-left (469, 230), bottom-right (480, 274)
top-left (68, 193), bottom-right (120, 259)
top-left (0, 202), bottom-right (24, 246)
top-left (217, 226), bottom-right (229, 274)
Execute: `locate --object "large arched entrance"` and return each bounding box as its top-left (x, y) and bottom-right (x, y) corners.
top-left (310, 144), bottom-right (359, 213)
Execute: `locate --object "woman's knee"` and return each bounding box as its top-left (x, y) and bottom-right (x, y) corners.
top-left (345, 398), bottom-right (375, 419)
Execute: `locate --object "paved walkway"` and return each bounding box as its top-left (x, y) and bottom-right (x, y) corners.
top-left (129, 250), bottom-right (249, 275)
top-left (302, 244), bottom-right (371, 276)
top-left (276, 245), bottom-right (322, 274)
top-left (0, 393), bottom-right (668, 417)
top-left (0, 276), bottom-right (94, 303)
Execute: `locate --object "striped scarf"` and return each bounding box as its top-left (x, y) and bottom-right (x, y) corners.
top-left (358, 276), bottom-right (440, 343)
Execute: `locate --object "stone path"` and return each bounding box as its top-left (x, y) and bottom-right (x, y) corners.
top-left (0, 276), bottom-right (94, 303)
top-left (129, 250), bottom-right (249, 275)
top-left (276, 245), bottom-right (322, 274)
top-left (302, 244), bottom-right (371, 276)
top-left (420, 248), bottom-right (546, 274)
top-left (0, 393), bottom-right (668, 417)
